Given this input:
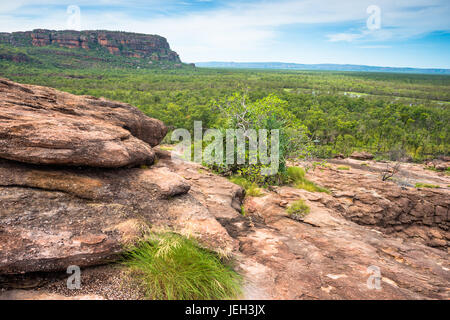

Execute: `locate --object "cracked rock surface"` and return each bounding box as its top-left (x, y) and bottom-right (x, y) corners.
top-left (0, 78), bottom-right (167, 167)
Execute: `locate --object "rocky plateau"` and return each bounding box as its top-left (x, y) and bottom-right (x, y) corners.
top-left (0, 78), bottom-right (448, 300)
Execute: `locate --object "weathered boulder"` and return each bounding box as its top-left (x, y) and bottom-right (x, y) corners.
top-left (350, 151), bottom-right (374, 160)
top-left (425, 160), bottom-right (450, 172)
top-left (333, 153), bottom-right (345, 159)
top-left (0, 78), bottom-right (167, 167)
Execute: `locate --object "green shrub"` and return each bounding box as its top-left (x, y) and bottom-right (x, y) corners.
top-left (415, 183), bottom-right (440, 189)
top-left (286, 199), bottom-right (310, 221)
top-left (337, 166), bottom-right (350, 170)
top-left (122, 233), bottom-right (242, 300)
top-left (208, 93), bottom-right (313, 186)
top-left (286, 167), bottom-right (330, 193)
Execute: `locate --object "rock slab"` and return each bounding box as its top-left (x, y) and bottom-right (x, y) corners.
top-left (0, 78), bottom-right (167, 168)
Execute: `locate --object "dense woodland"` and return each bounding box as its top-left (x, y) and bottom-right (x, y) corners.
top-left (1, 44), bottom-right (449, 162)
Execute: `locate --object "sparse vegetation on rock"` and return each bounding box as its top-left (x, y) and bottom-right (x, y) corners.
top-left (286, 199), bottom-right (310, 221)
top-left (229, 176), bottom-right (263, 197)
top-left (287, 166), bottom-right (330, 193)
top-left (415, 183), bottom-right (440, 188)
top-left (121, 233), bottom-right (242, 300)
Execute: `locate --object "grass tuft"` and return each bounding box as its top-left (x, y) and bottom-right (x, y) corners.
top-left (229, 176), bottom-right (263, 197)
top-left (286, 199), bottom-right (310, 221)
top-left (415, 183), bottom-right (440, 189)
top-left (287, 167), bottom-right (330, 193)
top-left (240, 205), bottom-right (246, 216)
top-left (337, 166), bottom-right (350, 170)
top-left (122, 233), bottom-right (242, 300)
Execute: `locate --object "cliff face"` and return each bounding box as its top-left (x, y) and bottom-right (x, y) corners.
top-left (0, 29), bottom-right (181, 62)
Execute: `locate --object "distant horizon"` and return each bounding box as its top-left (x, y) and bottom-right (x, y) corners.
top-left (2, 28), bottom-right (449, 71)
top-left (195, 61), bottom-right (450, 72)
top-left (1, 1), bottom-right (449, 69)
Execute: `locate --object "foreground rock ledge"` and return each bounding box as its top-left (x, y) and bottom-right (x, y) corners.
top-left (1, 151), bottom-right (449, 299)
top-left (0, 157), bottom-right (238, 274)
top-left (0, 78), bottom-right (167, 167)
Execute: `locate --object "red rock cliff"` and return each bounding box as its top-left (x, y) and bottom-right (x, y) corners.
top-left (0, 29), bottom-right (181, 62)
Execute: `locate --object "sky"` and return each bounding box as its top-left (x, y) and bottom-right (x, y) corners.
top-left (0, 0), bottom-right (449, 68)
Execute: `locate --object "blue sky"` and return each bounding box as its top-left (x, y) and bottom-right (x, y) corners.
top-left (1, 0), bottom-right (449, 68)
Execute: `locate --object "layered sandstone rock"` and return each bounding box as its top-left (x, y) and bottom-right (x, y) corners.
top-left (0, 78), bottom-right (167, 167)
top-left (0, 158), bottom-right (236, 274)
top-left (1, 145), bottom-right (449, 299)
top-left (305, 159), bottom-right (450, 250)
top-left (0, 30), bottom-right (180, 62)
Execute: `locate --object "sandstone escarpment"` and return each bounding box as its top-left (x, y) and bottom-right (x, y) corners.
top-left (0, 30), bottom-right (180, 62)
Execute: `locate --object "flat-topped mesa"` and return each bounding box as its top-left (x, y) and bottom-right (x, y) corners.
top-left (0, 29), bottom-right (181, 62)
top-left (0, 78), bottom-right (168, 168)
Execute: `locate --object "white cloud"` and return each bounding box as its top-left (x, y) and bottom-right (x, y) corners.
top-left (358, 45), bottom-right (391, 49)
top-left (0, 0), bottom-right (449, 62)
top-left (327, 33), bottom-right (362, 42)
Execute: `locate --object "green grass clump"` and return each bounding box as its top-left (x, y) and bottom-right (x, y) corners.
top-left (337, 166), bottom-right (350, 170)
top-left (240, 205), bottom-right (246, 216)
top-left (122, 233), bottom-right (242, 300)
top-left (286, 199), bottom-right (310, 221)
top-left (229, 176), bottom-right (263, 197)
top-left (286, 167), bottom-right (330, 193)
top-left (415, 183), bottom-right (440, 189)
top-left (286, 166), bottom-right (306, 181)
